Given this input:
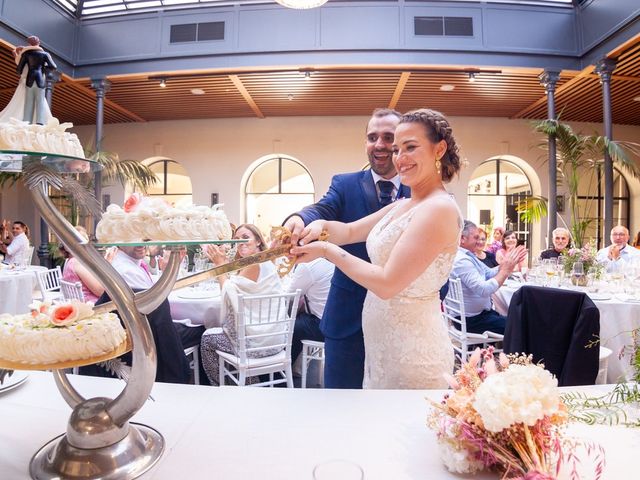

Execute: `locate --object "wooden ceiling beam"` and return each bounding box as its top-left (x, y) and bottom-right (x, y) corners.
top-left (229, 75), bottom-right (264, 119)
top-left (513, 66), bottom-right (595, 119)
top-left (388, 72), bottom-right (410, 110)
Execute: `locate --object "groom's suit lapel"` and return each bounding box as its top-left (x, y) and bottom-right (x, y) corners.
top-left (359, 171), bottom-right (380, 215)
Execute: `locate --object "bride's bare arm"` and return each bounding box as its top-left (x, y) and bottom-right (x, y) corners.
top-left (299, 201), bottom-right (402, 246)
top-left (291, 197), bottom-right (460, 300)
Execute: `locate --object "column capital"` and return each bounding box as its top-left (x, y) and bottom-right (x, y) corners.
top-left (90, 77), bottom-right (112, 96)
top-left (594, 58), bottom-right (616, 82)
top-left (538, 70), bottom-right (560, 92)
top-left (45, 70), bottom-right (62, 85)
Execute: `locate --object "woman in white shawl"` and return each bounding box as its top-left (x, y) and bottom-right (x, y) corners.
top-left (200, 224), bottom-right (284, 385)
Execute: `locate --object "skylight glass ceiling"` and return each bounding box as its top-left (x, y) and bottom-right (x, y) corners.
top-left (52, 0), bottom-right (574, 18)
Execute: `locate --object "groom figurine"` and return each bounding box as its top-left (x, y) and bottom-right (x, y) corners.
top-left (284, 108), bottom-right (410, 389)
top-left (16, 35), bottom-right (56, 125)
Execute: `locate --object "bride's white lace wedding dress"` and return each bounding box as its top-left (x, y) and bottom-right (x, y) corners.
top-left (362, 201), bottom-right (460, 389)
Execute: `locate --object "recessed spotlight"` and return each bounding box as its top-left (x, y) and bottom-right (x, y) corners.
top-left (468, 72), bottom-right (476, 83)
top-left (190, 88), bottom-right (205, 95)
top-left (634, 95), bottom-right (640, 102)
top-left (440, 84), bottom-right (455, 92)
top-left (288, 94), bottom-right (294, 101)
top-left (159, 78), bottom-right (167, 88)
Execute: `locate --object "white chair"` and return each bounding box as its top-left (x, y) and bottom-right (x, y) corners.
top-left (184, 345), bottom-right (200, 385)
top-left (217, 289), bottom-right (301, 387)
top-left (596, 346), bottom-right (612, 385)
top-left (36, 266), bottom-right (63, 301)
top-left (21, 245), bottom-right (35, 266)
top-left (60, 279), bottom-right (86, 302)
top-left (443, 277), bottom-right (503, 363)
top-left (300, 340), bottom-right (325, 388)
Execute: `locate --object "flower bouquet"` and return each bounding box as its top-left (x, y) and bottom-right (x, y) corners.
top-left (561, 244), bottom-right (603, 286)
top-left (427, 348), bottom-right (605, 479)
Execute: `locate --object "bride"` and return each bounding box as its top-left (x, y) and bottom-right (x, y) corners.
top-left (291, 109), bottom-right (462, 389)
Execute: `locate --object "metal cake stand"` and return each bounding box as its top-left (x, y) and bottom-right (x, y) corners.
top-left (0, 151), bottom-right (252, 479)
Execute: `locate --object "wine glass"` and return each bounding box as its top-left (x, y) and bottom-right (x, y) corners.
top-left (571, 262), bottom-right (584, 287)
top-left (542, 259), bottom-right (556, 287)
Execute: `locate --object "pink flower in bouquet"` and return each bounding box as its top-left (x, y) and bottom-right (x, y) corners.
top-left (123, 193), bottom-right (142, 213)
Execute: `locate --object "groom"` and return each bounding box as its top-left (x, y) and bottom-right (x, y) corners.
top-left (284, 108), bottom-right (410, 389)
top-left (16, 36), bottom-right (57, 125)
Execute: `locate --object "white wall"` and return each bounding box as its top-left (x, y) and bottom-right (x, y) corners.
top-left (4, 115), bottom-right (639, 254)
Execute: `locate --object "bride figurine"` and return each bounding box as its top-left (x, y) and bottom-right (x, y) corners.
top-left (292, 108), bottom-right (462, 389)
top-left (0, 35), bottom-right (56, 125)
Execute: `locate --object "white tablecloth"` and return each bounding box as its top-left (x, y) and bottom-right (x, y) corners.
top-left (168, 287), bottom-right (222, 328)
top-left (0, 270), bottom-right (34, 314)
top-left (493, 283), bottom-right (640, 383)
top-left (0, 372), bottom-right (636, 479)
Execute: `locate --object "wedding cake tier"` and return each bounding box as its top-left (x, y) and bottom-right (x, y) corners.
top-left (0, 118), bottom-right (85, 158)
top-left (0, 300), bottom-right (126, 365)
top-left (96, 194), bottom-right (233, 243)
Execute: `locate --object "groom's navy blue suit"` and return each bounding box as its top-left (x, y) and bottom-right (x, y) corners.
top-left (296, 170), bottom-right (410, 388)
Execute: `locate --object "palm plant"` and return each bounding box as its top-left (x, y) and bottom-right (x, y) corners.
top-left (517, 119), bottom-right (640, 248)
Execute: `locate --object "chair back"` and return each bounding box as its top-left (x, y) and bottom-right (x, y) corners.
top-left (442, 277), bottom-right (468, 334)
top-left (60, 279), bottom-right (85, 302)
top-left (37, 266), bottom-right (62, 296)
top-left (21, 245), bottom-right (35, 266)
top-left (504, 285), bottom-right (599, 386)
top-left (234, 289), bottom-right (301, 364)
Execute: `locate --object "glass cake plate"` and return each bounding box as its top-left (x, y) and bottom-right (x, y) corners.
top-left (93, 239), bottom-right (247, 248)
top-left (0, 370), bottom-right (29, 394)
top-left (0, 335), bottom-right (131, 371)
top-left (0, 149), bottom-right (101, 173)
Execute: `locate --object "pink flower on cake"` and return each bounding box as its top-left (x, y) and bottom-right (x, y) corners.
top-left (29, 300), bottom-right (51, 317)
top-left (123, 193), bottom-right (142, 213)
top-left (50, 300), bottom-right (93, 326)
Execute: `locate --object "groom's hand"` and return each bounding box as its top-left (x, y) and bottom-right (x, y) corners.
top-left (284, 215), bottom-right (305, 247)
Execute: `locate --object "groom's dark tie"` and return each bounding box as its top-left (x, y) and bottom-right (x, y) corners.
top-left (378, 180), bottom-right (395, 206)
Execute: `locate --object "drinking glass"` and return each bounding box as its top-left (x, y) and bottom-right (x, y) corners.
top-left (571, 262), bottom-right (584, 287)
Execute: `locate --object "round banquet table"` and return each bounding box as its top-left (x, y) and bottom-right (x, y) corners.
top-left (493, 281), bottom-right (640, 383)
top-left (0, 270), bottom-right (36, 314)
top-left (168, 286), bottom-right (222, 328)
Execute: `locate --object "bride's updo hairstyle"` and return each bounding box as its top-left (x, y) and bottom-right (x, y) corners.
top-left (399, 108), bottom-right (461, 183)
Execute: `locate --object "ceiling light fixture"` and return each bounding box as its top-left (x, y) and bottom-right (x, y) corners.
top-left (159, 78), bottom-right (167, 88)
top-left (275, 0), bottom-right (328, 9)
top-left (191, 88), bottom-right (205, 95)
top-left (288, 94), bottom-right (294, 101)
top-left (304, 71), bottom-right (311, 80)
top-left (468, 72), bottom-right (476, 83)
top-left (634, 95), bottom-right (640, 102)
top-left (440, 84), bottom-right (455, 92)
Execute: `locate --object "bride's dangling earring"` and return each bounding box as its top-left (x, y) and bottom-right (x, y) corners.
top-left (435, 157), bottom-right (442, 175)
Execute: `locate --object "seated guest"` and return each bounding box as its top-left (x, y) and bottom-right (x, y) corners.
top-left (540, 227), bottom-right (571, 260)
top-left (451, 220), bottom-right (527, 335)
top-left (633, 230), bottom-right (640, 250)
top-left (0, 220), bottom-right (30, 264)
top-left (596, 225), bottom-right (640, 265)
top-left (111, 244), bottom-right (204, 383)
top-left (495, 230), bottom-right (527, 272)
top-left (486, 226), bottom-right (504, 254)
top-left (286, 258), bottom-right (334, 367)
top-left (200, 223), bottom-right (284, 385)
top-left (59, 227), bottom-right (105, 303)
top-left (474, 228), bottom-right (498, 268)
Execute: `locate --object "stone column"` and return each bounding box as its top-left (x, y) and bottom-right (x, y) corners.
top-left (539, 70), bottom-right (560, 243)
top-left (90, 77), bottom-right (111, 231)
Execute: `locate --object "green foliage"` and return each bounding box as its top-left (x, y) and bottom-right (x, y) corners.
top-left (518, 120), bottom-right (640, 248)
top-left (561, 383), bottom-right (640, 427)
top-left (87, 150), bottom-right (157, 192)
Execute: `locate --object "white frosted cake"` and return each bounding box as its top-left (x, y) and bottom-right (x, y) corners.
top-left (0, 300), bottom-right (126, 365)
top-left (96, 194), bottom-right (233, 243)
top-left (0, 117), bottom-right (85, 158)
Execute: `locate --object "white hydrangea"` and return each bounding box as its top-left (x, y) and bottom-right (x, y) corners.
top-left (472, 364), bottom-right (560, 433)
top-left (436, 418), bottom-right (485, 474)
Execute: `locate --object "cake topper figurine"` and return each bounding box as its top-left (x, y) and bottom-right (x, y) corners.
top-left (0, 35), bottom-right (56, 125)
top-left (16, 36), bottom-right (57, 125)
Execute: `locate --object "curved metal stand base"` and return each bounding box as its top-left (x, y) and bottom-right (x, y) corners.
top-left (29, 423), bottom-right (164, 480)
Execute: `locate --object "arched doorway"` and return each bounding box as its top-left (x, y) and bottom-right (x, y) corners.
top-left (242, 154), bottom-right (315, 236)
top-left (467, 157), bottom-right (534, 251)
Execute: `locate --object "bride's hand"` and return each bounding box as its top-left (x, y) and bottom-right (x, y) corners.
top-left (298, 220), bottom-right (326, 246)
top-left (290, 241), bottom-right (330, 264)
